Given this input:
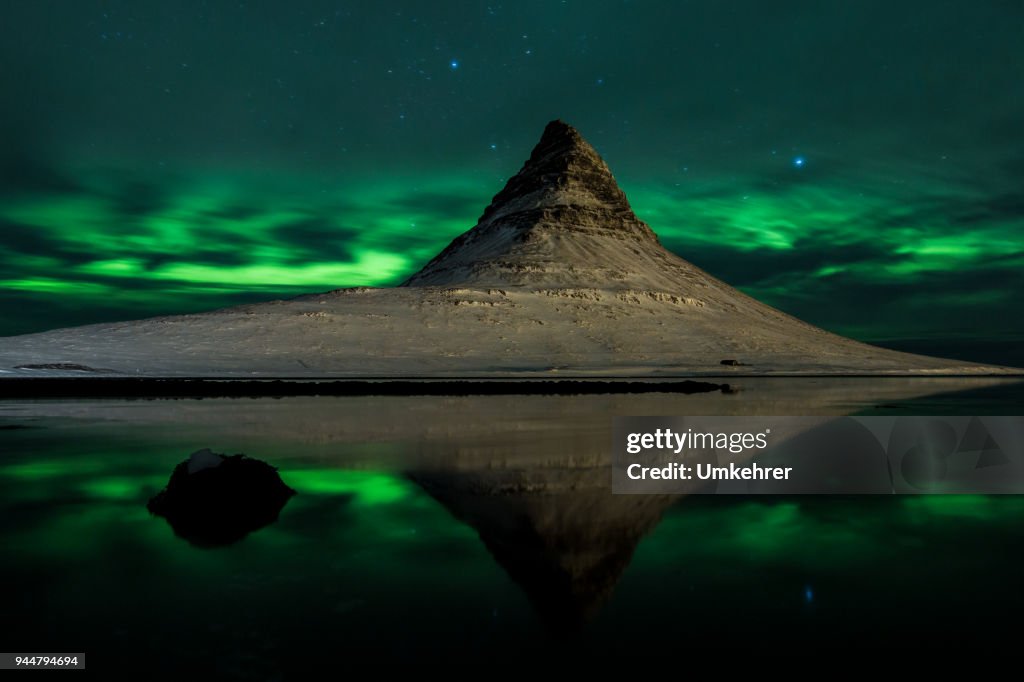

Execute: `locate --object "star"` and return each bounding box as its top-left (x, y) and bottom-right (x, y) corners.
top-left (449, 59), bottom-right (459, 70)
top-left (793, 156), bottom-right (805, 168)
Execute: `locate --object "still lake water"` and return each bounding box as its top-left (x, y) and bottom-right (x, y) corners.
top-left (1, 378), bottom-right (1022, 674)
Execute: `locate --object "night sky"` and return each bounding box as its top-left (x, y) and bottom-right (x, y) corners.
top-left (2, 1), bottom-right (1022, 364)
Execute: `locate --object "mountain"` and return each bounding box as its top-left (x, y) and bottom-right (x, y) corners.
top-left (409, 467), bottom-right (676, 631)
top-left (0, 121), bottom-right (1015, 377)
top-left (402, 120), bottom-right (665, 289)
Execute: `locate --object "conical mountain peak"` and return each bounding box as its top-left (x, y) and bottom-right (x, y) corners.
top-left (478, 120), bottom-right (633, 222)
top-left (403, 120), bottom-right (663, 288)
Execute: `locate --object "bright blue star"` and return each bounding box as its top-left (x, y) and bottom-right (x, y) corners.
top-left (489, 143), bottom-right (497, 150)
top-left (450, 60), bottom-right (459, 70)
top-left (793, 156), bottom-right (806, 168)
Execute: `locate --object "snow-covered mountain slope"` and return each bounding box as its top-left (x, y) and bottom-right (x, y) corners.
top-left (0, 121), bottom-right (1016, 377)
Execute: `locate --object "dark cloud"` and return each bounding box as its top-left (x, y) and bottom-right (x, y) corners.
top-left (745, 261), bottom-right (1023, 359)
top-left (141, 249), bottom-right (254, 269)
top-left (665, 238), bottom-right (906, 289)
top-left (955, 193), bottom-right (1024, 226)
top-left (0, 220), bottom-right (95, 265)
top-left (272, 218), bottom-right (361, 262)
top-left (202, 205), bottom-right (267, 222)
top-left (104, 178), bottom-right (172, 220)
top-left (387, 191), bottom-right (485, 220)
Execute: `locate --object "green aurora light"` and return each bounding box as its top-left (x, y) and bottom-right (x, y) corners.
top-left (1, 1), bottom-right (1021, 364)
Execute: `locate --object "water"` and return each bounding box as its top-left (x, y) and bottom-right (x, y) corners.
top-left (1, 378), bottom-right (1022, 674)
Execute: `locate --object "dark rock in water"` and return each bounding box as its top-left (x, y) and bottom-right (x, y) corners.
top-left (147, 448), bottom-right (296, 548)
top-left (720, 359), bottom-right (746, 366)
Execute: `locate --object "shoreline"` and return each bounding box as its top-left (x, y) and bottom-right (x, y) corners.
top-left (0, 374), bottom-right (1021, 399)
top-left (0, 377), bottom-right (732, 398)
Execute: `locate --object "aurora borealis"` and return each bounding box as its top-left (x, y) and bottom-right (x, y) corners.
top-left (2, 1), bottom-right (1022, 364)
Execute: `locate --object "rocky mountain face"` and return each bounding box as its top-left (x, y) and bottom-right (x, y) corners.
top-left (402, 120), bottom-right (663, 288)
top-left (0, 121), bottom-right (1016, 377)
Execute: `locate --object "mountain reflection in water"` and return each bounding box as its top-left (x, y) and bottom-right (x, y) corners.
top-left (1, 376), bottom-right (1022, 670)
